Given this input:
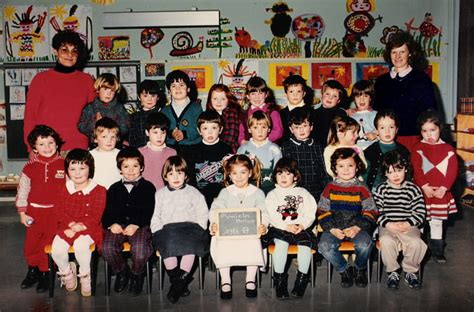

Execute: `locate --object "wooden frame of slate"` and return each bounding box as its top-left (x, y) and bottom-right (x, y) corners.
top-left (214, 208), bottom-right (261, 239)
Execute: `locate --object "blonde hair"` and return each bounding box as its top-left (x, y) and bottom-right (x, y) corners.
top-left (327, 115), bottom-right (360, 146)
top-left (94, 73), bottom-right (121, 92)
top-left (247, 110), bottom-right (272, 130)
top-left (223, 154), bottom-right (262, 187)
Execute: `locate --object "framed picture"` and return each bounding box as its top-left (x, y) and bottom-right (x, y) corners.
top-left (213, 208), bottom-right (261, 239)
top-left (145, 63), bottom-right (165, 77)
top-left (172, 65), bottom-right (213, 91)
top-left (311, 62), bottom-right (352, 89)
top-left (355, 62), bottom-right (390, 84)
top-left (268, 62), bottom-right (310, 90)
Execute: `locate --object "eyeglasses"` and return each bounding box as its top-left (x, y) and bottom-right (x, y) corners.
top-left (57, 45), bottom-right (79, 57)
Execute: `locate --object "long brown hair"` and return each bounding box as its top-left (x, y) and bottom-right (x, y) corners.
top-left (222, 154), bottom-right (262, 187)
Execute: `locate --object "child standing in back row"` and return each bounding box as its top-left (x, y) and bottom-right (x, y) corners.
top-left (17, 125), bottom-right (65, 293)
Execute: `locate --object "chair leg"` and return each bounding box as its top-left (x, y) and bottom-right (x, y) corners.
top-left (91, 250), bottom-right (99, 296)
top-left (311, 254), bottom-right (315, 288)
top-left (377, 248), bottom-right (382, 283)
top-left (158, 256), bottom-right (163, 291)
top-left (270, 254), bottom-right (274, 288)
top-left (198, 257), bottom-right (204, 290)
top-left (48, 253), bottom-right (55, 298)
top-left (146, 260), bottom-right (152, 294)
top-left (367, 252), bottom-right (371, 284)
top-left (327, 261), bottom-right (332, 284)
top-left (257, 268), bottom-right (260, 288)
top-left (104, 260), bottom-right (111, 296)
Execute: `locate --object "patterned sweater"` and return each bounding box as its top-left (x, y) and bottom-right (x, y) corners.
top-left (128, 105), bottom-right (161, 148)
top-left (373, 181), bottom-right (425, 227)
top-left (318, 179), bottom-right (377, 232)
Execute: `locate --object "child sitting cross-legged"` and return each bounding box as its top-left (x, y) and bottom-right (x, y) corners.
top-left (373, 150), bottom-right (426, 290)
top-left (101, 147), bottom-right (156, 296)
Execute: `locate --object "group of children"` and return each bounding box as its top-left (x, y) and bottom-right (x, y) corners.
top-left (17, 69), bottom-right (458, 302)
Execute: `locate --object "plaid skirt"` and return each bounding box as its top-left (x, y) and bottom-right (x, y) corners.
top-left (262, 227), bottom-right (318, 249)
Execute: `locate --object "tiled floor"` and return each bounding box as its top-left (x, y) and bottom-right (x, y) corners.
top-left (1, 201), bottom-right (473, 312)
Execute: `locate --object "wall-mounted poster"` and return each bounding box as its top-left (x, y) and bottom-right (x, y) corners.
top-left (145, 63), bottom-right (165, 77)
top-left (98, 67), bottom-right (117, 76)
top-left (119, 66), bottom-right (137, 83)
top-left (172, 65), bottom-right (213, 92)
top-left (9, 86), bottom-right (26, 103)
top-left (5, 69), bottom-right (22, 86)
top-left (355, 62), bottom-right (390, 84)
top-left (311, 62), bottom-right (352, 89)
top-left (10, 104), bottom-right (25, 120)
top-left (268, 62), bottom-right (310, 90)
top-left (98, 35), bottom-right (130, 60)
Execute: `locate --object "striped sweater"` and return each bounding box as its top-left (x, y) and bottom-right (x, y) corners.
top-left (317, 179), bottom-right (377, 232)
top-left (373, 181), bottom-right (425, 227)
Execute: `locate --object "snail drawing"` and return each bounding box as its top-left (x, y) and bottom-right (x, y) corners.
top-left (169, 31), bottom-right (203, 57)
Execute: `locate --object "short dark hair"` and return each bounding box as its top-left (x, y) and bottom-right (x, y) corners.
top-left (165, 70), bottom-right (191, 90)
top-left (116, 147), bottom-right (144, 171)
top-left (138, 80), bottom-right (166, 109)
top-left (27, 124), bottom-right (64, 151)
top-left (417, 109), bottom-right (442, 132)
top-left (351, 80), bottom-right (374, 100)
top-left (146, 112), bottom-right (170, 132)
top-left (288, 107), bottom-right (312, 127)
top-left (330, 147), bottom-right (365, 176)
top-left (52, 30), bottom-right (87, 67)
top-left (383, 30), bottom-right (427, 70)
top-left (322, 80), bottom-right (345, 99)
top-left (65, 148), bottom-right (95, 179)
top-left (197, 110), bottom-right (223, 129)
top-left (283, 74), bottom-right (307, 92)
top-left (272, 157), bottom-right (302, 184)
top-left (374, 109), bottom-right (400, 129)
top-left (381, 149), bottom-right (410, 175)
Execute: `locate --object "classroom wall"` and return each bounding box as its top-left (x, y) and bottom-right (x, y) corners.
top-left (0, 0), bottom-right (460, 174)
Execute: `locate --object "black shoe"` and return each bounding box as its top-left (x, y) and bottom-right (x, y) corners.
top-left (387, 271), bottom-right (400, 290)
top-left (182, 274), bottom-right (193, 297)
top-left (429, 239), bottom-right (447, 263)
top-left (245, 281), bottom-right (258, 298)
top-left (404, 272), bottom-right (421, 289)
top-left (291, 271), bottom-right (310, 298)
top-left (128, 273), bottom-right (145, 297)
top-left (166, 269), bottom-right (188, 304)
top-left (36, 271), bottom-right (49, 293)
top-left (114, 266), bottom-right (130, 293)
top-left (354, 268), bottom-right (368, 288)
top-left (273, 272), bottom-right (289, 300)
top-left (220, 283), bottom-right (232, 300)
top-left (340, 267), bottom-right (354, 288)
top-left (21, 266), bottom-right (39, 289)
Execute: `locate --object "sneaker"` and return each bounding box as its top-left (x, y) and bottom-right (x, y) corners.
top-left (78, 273), bottom-right (92, 297)
top-left (354, 268), bottom-right (368, 288)
top-left (404, 272), bottom-right (421, 289)
top-left (340, 267), bottom-right (354, 288)
top-left (59, 262), bottom-right (78, 292)
top-left (387, 271), bottom-right (400, 290)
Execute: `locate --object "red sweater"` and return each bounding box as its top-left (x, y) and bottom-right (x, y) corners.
top-left (24, 69), bottom-right (96, 150)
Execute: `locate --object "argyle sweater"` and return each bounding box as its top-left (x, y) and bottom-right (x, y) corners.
top-left (318, 179), bottom-right (377, 232)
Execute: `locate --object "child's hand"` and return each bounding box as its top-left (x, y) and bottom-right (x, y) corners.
top-left (398, 221), bottom-right (411, 233)
top-left (172, 128), bottom-right (184, 142)
top-left (123, 224), bottom-right (139, 236)
top-left (210, 223), bottom-right (218, 236)
top-left (422, 184), bottom-right (437, 198)
top-left (19, 212), bottom-right (33, 227)
top-left (258, 224), bottom-right (267, 236)
top-left (110, 223), bottom-right (123, 234)
top-left (365, 132), bottom-right (378, 141)
top-left (330, 228), bottom-right (345, 240)
top-left (343, 226), bottom-right (361, 238)
top-left (286, 224), bottom-right (298, 233)
top-left (386, 222), bottom-right (402, 233)
top-left (294, 224), bottom-right (304, 234)
top-left (64, 229), bottom-right (75, 238)
top-left (346, 108), bottom-right (357, 116)
top-left (70, 222), bottom-right (86, 232)
top-left (433, 186), bottom-right (447, 199)
top-left (95, 112), bottom-right (103, 121)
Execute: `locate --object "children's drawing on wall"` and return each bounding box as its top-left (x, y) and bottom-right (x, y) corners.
top-left (119, 66), bottom-right (137, 83)
top-left (172, 66), bottom-right (213, 92)
top-left (145, 63), bottom-right (165, 77)
top-left (169, 31), bottom-right (204, 57)
top-left (342, 0), bottom-right (382, 58)
top-left (234, 27), bottom-right (265, 58)
top-left (265, 1), bottom-right (300, 58)
top-left (5, 69), bottom-right (22, 86)
top-left (49, 5), bottom-right (93, 56)
top-left (90, 0), bottom-right (115, 5)
top-left (9, 86), bottom-right (26, 104)
top-left (269, 62), bottom-right (309, 90)
top-left (206, 17), bottom-right (233, 58)
top-left (98, 36), bottom-right (130, 60)
top-left (98, 67), bottom-right (117, 76)
top-left (0, 126), bottom-right (6, 147)
top-left (292, 13), bottom-right (327, 58)
top-left (141, 27), bottom-right (164, 59)
top-left (122, 84), bottom-right (137, 101)
top-left (10, 104), bottom-right (25, 120)
top-left (82, 67), bottom-right (97, 80)
top-left (21, 68), bottom-right (38, 86)
top-left (356, 62), bottom-right (389, 84)
top-left (0, 102), bottom-right (6, 126)
top-left (0, 12), bottom-right (5, 62)
top-left (4, 5), bottom-right (49, 62)
top-left (311, 63), bottom-right (352, 89)
top-left (217, 59), bottom-right (258, 103)
top-left (405, 13), bottom-right (442, 57)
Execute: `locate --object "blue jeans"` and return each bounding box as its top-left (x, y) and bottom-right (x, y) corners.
top-left (318, 231), bottom-right (374, 273)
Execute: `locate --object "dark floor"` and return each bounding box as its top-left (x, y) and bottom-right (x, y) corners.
top-left (1, 201), bottom-right (473, 312)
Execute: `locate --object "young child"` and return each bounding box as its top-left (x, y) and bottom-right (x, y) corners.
top-left (318, 148), bottom-right (377, 288)
top-left (373, 150), bottom-right (426, 290)
top-left (312, 80), bottom-right (347, 148)
top-left (281, 107), bottom-right (330, 200)
top-left (412, 110), bottom-right (458, 263)
top-left (51, 149), bottom-right (106, 297)
top-left (17, 125), bottom-right (65, 293)
top-left (237, 110), bottom-right (282, 194)
top-left (160, 70), bottom-right (202, 151)
top-left (101, 147), bottom-right (156, 296)
top-left (348, 80), bottom-right (378, 150)
top-left (323, 115), bottom-right (367, 178)
top-left (364, 109), bottom-right (411, 190)
top-left (128, 79), bottom-right (166, 148)
top-left (238, 76), bottom-right (283, 145)
top-left (139, 112), bottom-right (177, 190)
top-left (151, 156), bottom-right (209, 304)
top-left (206, 83), bottom-right (241, 153)
top-left (181, 110), bottom-right (232, 207)
top-left (89, 117), bottom-right (122, 189)
top-left (78, 73), bottom-right (129, 141)
top-left (279, 75), bottom-right (315, 143)
top-left (210, 154), bottom-right (268, 299)
top-left (264, 158), bottom-right (317, 299)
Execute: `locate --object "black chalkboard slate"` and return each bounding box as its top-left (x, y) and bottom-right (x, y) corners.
top-left (215, 208), bottom-right (261, 239)
top-left (2, 61), bottom-right (140, 159)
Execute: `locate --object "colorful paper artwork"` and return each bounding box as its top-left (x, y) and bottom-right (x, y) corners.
top-left (427, 62), bottom-right (440, 86)
top-left (9, 86), bottom-right (26, 103)
top-left (98, 36), bottom-right (130, 60)
top-left (217, 59), bottom-right (258, 103)
top-left (355, 62), bottom-right (390, 83)
top-left (405, 13), bottom-right (443, 57)
top-left (312, 63), bottom-right (352, 89)
top-left (268, 62), bottom-right (310, 89)
top-left (292, 13), bottom-right (325, 58)
top-left (141, 28), bottom-right (164, 59)
top-left (145, 63), bottom-right (165, 77)
top-left (49, 5), bottom-right (93, 55)
top-left (172, 65), bottom-right (213, 91)
top-left (169, 32), bottom-right (204, 57)
top-left (4, 5), bottom-right (50, 61)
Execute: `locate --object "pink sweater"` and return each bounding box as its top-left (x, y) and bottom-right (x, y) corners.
top-left (238, 103), bottom-right (283, 145)
top-left (139, 145), bottom-right (177, 190)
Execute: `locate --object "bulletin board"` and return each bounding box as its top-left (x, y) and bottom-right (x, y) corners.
top-left (3, 61), bottom-right (140, 159)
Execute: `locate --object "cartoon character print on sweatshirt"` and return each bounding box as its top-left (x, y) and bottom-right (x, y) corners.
top-left (277, 195), bottom-right (304, 220)
top-left (195, 160), bottom-right (224, 189)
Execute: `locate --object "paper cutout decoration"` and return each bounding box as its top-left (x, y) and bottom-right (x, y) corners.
top-left (405, 13), bottom-right (443, 57)
top-left (145, 63), bottom-right (165, 77)
top-left (312, 63), bottom-right (352, 89)
top-left (380, 25), bottom-right (402, 45)
top-left (206, 17), bottom-right (233, 58)
top-left (265, 2), bottom-right (293, 38)
top-left (49, 5), bottom-right (93, 55)
top-left (10, 104), bottom-right (25, 120)
top-left (292, 14), bottom-right (325, 58)
top-left (5, 69), bottom-right (22, 86)
top-left (217, 59), bottom-right (258, 103)
top-left (172, 65), bottom-right (213, 91)
top-left (141, 28), bottom-right (164, 59)
top-left (10, 86), bottom-right (26, 103)
top-left (90, 0), bottom-right (115, 4)
top-left (234, 27), bottom-right (263, 53)
top-left (268, 62), bottom-right (310, 90)
top-left (4, 5), bottom-right (49, 61)
top-left (169, 31), bottom-right (204, 57)
top-left (98, 36), bottom-right (130, 60)
top-left (355, 62), bottom-right (390, 84)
